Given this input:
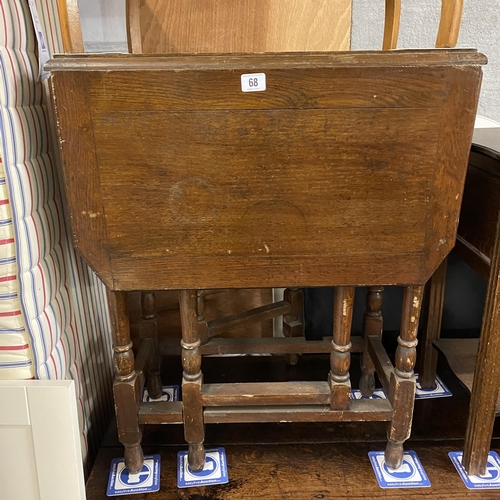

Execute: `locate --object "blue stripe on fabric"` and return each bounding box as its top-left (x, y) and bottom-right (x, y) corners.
top-left (0, 326), bottom-right (25, 332)
top-left (0, 360), bottom-right (32, 368)
top-left (0, 256), bottom-right (16, 264)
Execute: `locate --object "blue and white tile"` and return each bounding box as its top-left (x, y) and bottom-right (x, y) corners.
top-left (178, 447), bottom-right (229, 488)
top-left (369, 450), bottom-right (431, 488)
top-left (449, 451), bottom-right (500, 489)
top-left (107, 454), bottom-right (161, 496)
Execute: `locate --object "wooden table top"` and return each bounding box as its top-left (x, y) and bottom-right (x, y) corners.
top-left (48, 50), bottom-right (484, 291)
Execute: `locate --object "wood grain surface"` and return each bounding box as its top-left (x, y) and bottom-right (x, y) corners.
top-left (133, 0), bottom-right (351, 54)
top-left (49, 50), bottom-right (484, 290)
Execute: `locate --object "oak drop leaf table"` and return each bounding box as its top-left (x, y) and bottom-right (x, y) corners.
top-left (47, 49), bottom-right (485, 473)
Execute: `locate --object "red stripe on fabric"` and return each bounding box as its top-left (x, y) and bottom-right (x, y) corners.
top-left (0, 275), bottom-right (16, 283)
top-left (0, 310), bottom-right (22, 317)
top-left (0, 344), bottom-right (29, 351)
top-left (0, 239), bottom-right (15, 245)
top-left (0, 200), bottom-right (9, 205)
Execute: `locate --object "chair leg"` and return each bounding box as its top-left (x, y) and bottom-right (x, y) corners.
top-left (141, 292), bottom-right (163, 399)
top-left (418, 259), bottom-right (447, 389)
top-left (463, 216), bottom-right (500, 476)
top-left (179, 289), bottom-right (205, 472)
top-left (385, 285), bottom-right (424, 469)
top-left (108, 290), bottom-right (144, 474)
top-left (360, 286), bottom-right (384, 397)
top-left (329, 286), bottom-right (355, 410)
top-left (283, 287), bottom-right (304, 365)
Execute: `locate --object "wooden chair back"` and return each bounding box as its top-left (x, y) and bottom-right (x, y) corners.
top-left (126, 0), bottom-right (352, 54)
top-left (55, 0), bottom-right (464, 55)
top-left (57, 0), bottom-right (84, 52)
top-left (383, 0), bottom-right (463, 49)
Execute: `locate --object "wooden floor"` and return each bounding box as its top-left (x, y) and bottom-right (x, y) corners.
top-left (86, 353), bottom-right (500, 499)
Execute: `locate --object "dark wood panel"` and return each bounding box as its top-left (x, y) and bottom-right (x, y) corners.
top-left (458, 164), bottom-right (500, 261)
top-left (49, 73), bottom-right (112, 284)
top-left (49, 51), bottom-right (484, 290)
top-left (87, 67), bottom-right (449, 112)
top-left (111, 253), bottom-right (425, 290)
top-left (95, 108), bottom-right (436, 260)
top-left (424, 67), bottom-right (483, 273)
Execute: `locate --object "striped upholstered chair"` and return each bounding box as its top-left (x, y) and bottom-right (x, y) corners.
top-left (0, 0), bottom-right (112, 474)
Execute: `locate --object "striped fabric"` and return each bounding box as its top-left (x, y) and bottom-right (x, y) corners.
top-left (0, 153), bottom-right (33, 379)
top-left (0, 0), bottom-right (114, 473)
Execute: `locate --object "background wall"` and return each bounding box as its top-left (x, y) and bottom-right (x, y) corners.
top-left (79, 0), bottom-right (500, 122)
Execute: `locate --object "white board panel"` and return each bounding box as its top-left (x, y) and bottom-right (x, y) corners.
top-left (0, 381), bottom-right (86, 500)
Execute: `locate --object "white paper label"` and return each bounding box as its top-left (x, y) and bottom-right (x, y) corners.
top-left (241, 73), bottom-right (266, 92)
top-left (28, 0), bottom-right (51, 81)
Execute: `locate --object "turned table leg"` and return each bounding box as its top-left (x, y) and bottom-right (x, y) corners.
top-left (141, 292), bottom-right (163, 399)
top-left (385, 285), bottom-right (423, 469)
top-left (360, 286), bottom-right (384, 397)
top-left (418, 259), bottom-right (447, 389)
top-left (108, 290), bottom-right (144, 474)
top-left (329, 286), bottom-right (355, 410)
top-left (179, 289), bottom-right (205, 472)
